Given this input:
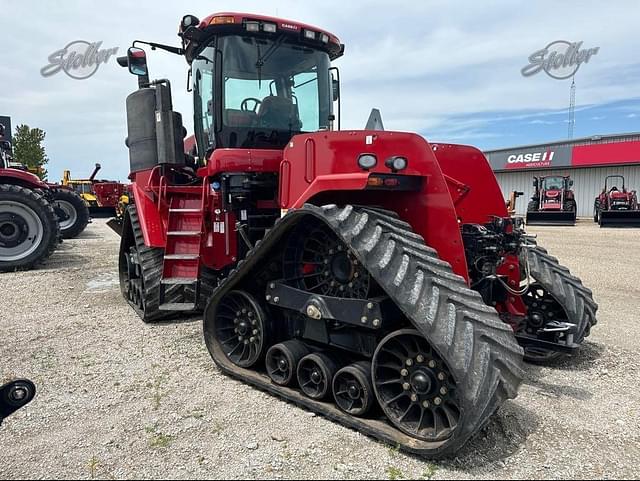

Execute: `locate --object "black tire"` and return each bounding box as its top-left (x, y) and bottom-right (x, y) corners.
top-left (525, 244), bottom-right (598, 362)
top-left (593, 202), bottom-right (599, 223)
top-left (527, 200), bottom-right (537, 212)
top-left (0, 184), bottom-right (59, 272)
top-left (50, 188), bottom-right (90, 239)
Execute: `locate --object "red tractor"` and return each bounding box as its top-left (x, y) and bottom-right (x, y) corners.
top-left (0, 122), bottom-right (89, 263)
top-left (0, 124), bottom-right (65, 271)
top-left (594, 175), bottom-right (640, 227)
top-left (114, 12), bottom-right (597, 456)
top-left (526, 175), bottom-right (577, 225)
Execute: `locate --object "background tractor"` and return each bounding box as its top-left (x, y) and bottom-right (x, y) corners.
top-left (112, 12), bottom-right (597, 457)
top-left (526, 175), bottom-right (577, 225)
top-left (594, 175), bottom-right (640, 227)
top-left (62, 163), bottom-right (128, 216)
top-left (0, 122), bottom-right (60, 271)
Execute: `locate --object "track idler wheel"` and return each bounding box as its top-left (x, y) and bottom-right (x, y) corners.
top-left (297, 352), bottom-right (338, 400)
top-left (266, 340), bottom-right (310, 386)
top-left (333, 361), bottom-right (375, 416)
top-left (372, 329), bottom-right (460, 442)
top-left (214, 290), bottom-right (267, 368)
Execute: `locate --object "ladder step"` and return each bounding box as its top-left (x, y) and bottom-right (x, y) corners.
top-left (164, 254), bottom-right (200, 260)
top-left (167, 231), bottom-right (201, 236)
top-left (161, 277), bottom-right (198, 285)
top-left (169, 208), bottom-right (202, 213)
top-left (159, 302), bottom-right (197, 311)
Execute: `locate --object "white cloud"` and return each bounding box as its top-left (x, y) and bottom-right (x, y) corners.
top-left (1, 0), bottom-right (639, 179)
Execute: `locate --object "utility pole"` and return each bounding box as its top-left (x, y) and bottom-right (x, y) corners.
top-left (568, 76), bottom-right (576, 139)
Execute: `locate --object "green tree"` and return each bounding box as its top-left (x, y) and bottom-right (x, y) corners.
top-left (12, 124), bottom-right (49, 180)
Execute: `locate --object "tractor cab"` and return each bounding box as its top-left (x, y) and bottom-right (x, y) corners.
top-left (120, 13), bottom-right (343, 167)
top-left (190, 28), bottom-right (340, 155)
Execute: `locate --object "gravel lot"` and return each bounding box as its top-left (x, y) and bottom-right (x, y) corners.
top-left (1, 218), bottom-right (639, 479)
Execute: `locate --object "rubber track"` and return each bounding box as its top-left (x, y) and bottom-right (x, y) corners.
top-left (0, 184), bottom-right (59, 272)
top-left (121, 205), bottom-right (218, 321)
top-left (204, 204), bottom-right (525, 457)
top-left (526, 245), bottom-right (598, 341)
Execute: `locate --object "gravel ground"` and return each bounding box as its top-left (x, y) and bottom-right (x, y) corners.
top-left (1, 218), bottom-right (639, 479)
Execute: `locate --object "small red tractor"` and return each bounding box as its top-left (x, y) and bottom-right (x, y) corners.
top-left (62, 163), bottom-right (128, 216)
top-left (526, 175), bottom-right (577, 225)
top-left (593, 175), bottom-right (640, 227)
top-left (113, 12), bottom-right (597, 456)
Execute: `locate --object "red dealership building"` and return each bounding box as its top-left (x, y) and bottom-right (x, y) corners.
top-left (484, 132), bottom-right (640, 217)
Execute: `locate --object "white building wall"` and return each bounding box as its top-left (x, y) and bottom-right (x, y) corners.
top-left (495, 165), bottom-right (640, 217)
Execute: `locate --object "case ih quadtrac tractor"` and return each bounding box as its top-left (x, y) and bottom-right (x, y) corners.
top-left (593, 175), bottom-right (640, 227)
top-left (114, 12), bottom-right (597, 457)
top-left (526, 175), bottom-right (577, 225)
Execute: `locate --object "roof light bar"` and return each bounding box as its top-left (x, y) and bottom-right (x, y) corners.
top-left (245, 21), bottom-right (260, 32)
top-left (209, 15), bottom-right (235, 25)
top-left (303, 29), bottom-right (317, 40)
top-left (263, 22), bottom-right (277, 33)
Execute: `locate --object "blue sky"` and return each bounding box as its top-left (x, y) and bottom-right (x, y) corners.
top-left (1, 0), bottom-right (639, 180)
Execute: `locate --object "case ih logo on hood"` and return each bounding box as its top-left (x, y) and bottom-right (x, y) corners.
top-left (521, 41), bottom-right (599, 80)
top-left (41, 41), bottom-right (119, 80)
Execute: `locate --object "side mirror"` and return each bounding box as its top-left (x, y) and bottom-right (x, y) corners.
top-left (1, 140), bottom-right (11, 151)
top-left (569, 180), bottom-right (574, 187)
top-left (127, 47), bottom-right (148, 77)
top-left (181, 14), bottom-right (200, 30)
top-left (532, 179), bottom-right (538, 188)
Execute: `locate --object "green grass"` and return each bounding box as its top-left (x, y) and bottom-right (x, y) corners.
top-left (88, 456), bottom-right (99, 479)
top-left (387, 466), bottom-right (404, 480)
top-left (421, 464), bottom-right (438, 479)
top-left (149, 432), bottom-right (173, 449)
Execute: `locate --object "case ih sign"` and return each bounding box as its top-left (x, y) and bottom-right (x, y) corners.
top-left (485, 140), bottom-right (640, 172)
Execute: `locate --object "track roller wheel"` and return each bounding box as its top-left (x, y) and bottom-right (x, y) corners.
top-left (214, 290), bottom-right (267, 368)
top-left (333, 361), bottom-right (375, 416)
top-left (297, 352), bottom-right (338, 400)
top-left (266, 340), bottom-right (309, 386)
top-left (372, 329), bottom-right (459, 442)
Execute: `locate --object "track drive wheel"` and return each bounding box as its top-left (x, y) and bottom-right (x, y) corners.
top-left (50, 188), bottom-right (90, 239)
top-left (212, 290), bottom-right (267, 368)
top-left (520, 283), bottom-right (563, 363)
top-left (373, 329), bottom-right (460, 442)
top-left (333, 362), bottom-right (375, 416)
top-left (0, 184), bottom-right (59, 272)
top-left (266, 340), bottom-right (310, 386)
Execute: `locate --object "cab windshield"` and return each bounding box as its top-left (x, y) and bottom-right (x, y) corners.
top-left (193, 34), bottom-right (332, 154)
top-left (543, 177), bottom-right (564, 190)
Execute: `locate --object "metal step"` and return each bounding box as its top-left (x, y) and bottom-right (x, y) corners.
top-left (169, 208), bottom-right (202, 213)
top-left (161, 277), bottom-right (198, 285)
top-left (164, 254), bottom-right (200, 260)
top-left (159, 302), bottom-right (197, 311)
top-left (167, 230), bottom-right (201, 236)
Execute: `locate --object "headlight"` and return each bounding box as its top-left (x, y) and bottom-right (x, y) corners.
top-left (385, 156), bottom-right (408, 172)
top-left (358, 154), bottom-right (377, 170)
